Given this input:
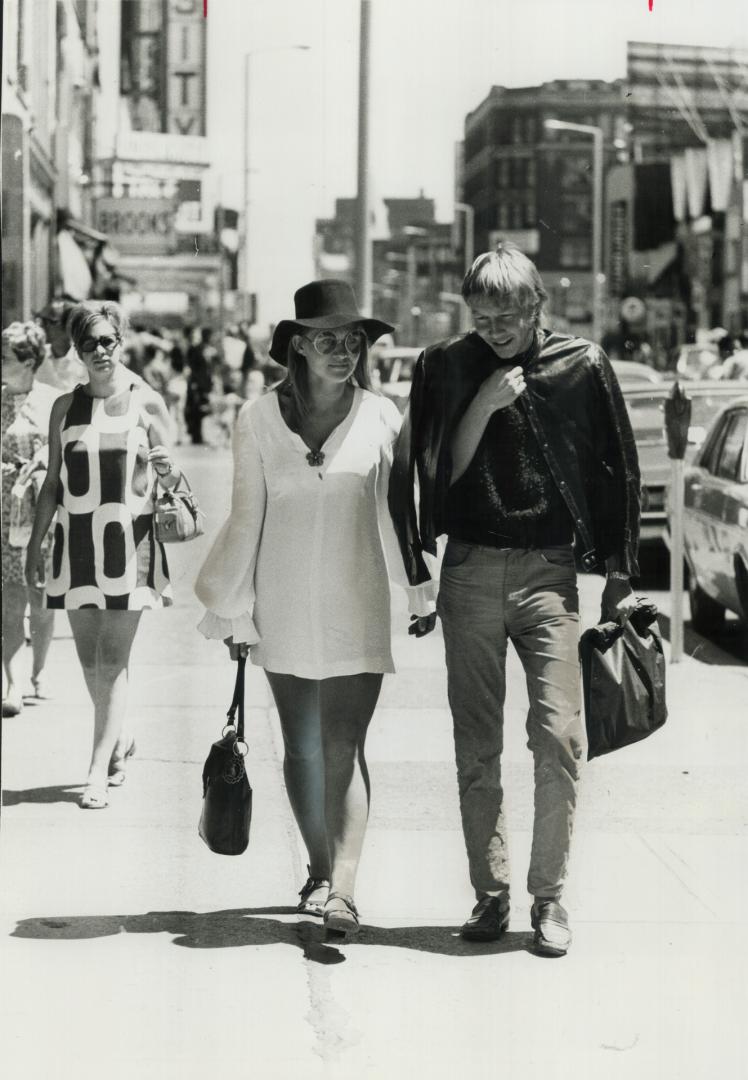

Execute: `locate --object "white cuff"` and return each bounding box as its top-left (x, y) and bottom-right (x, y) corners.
top-left (406, 580), bottom-right (437, 617)
top-left (197, 610), bottom-right (260, 645)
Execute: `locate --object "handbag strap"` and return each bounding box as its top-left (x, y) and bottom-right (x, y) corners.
top-left (226, 655), bottom-right (246, 740)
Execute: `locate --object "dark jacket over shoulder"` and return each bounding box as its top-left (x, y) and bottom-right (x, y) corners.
top-left (388, 329), bottom-right (641, 585)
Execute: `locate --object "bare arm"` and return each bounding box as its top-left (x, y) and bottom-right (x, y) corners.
top-left (140, 387), bottom-right (180, 489)
top-left (25, 394), bottom-right (69, 587)
top-left (449, 365), bottom-right (526, 485)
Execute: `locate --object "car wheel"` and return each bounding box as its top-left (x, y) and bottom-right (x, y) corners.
top-left (688, 575), bottom-right (725, 635)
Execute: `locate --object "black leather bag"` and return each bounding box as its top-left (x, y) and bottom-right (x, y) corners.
top-left (198, 657), bottom-right (252, 855)
top-left (580, 599), bottom-right (668, 760)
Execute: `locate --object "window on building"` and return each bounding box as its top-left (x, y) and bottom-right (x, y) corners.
top-left (498, 204), bottom-right (510, 230)
top-left (511, 116), bottom-right (523, 144)
top-left (560, 157), bottom-right (592, 191)
top-left (559, 239), bottom-right (591, 267)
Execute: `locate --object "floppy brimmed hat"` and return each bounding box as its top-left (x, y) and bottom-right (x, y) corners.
top-left (269, 280), bottom-right (395, 363)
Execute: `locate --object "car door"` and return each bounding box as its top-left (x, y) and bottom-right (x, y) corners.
top-left (711, 409), bottom-right (748, 611)
top-left (684, 414), bottom-right (730, 592)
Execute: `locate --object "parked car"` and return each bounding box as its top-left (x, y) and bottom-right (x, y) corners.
top-left (378, 346), bottom-right (421, 413)
top-left (675, 342), bottom-right (720, 380)
top-left (623, 380), bottom-right (748, 546)
top-left (679, 396), bottom-right (748, 634)
top-left (611, 359), bottom-right (667, 386)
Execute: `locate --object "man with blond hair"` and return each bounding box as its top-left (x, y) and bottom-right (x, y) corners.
top-left (389, 241), bottom-right (640, 956)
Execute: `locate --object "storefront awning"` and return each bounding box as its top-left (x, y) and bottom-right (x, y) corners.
top-left (57, 228), bottom-right (93, 300)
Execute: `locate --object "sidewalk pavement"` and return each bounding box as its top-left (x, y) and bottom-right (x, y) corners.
top-left (1, 448), bottom-right (746, 1080)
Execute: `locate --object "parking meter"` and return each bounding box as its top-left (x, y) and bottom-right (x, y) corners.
top-left (664, 381), bottom-right (692, 460)
top-left (663, 381), bottom-right (692, 662)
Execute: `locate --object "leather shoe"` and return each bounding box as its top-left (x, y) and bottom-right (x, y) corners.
top-left (460, 895), bottom-right (510, 941)
top-left (531, 898), bottom-right (571, 956)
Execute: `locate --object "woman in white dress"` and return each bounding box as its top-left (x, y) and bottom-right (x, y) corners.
top-left (195, 281), bottom-right (435, 935)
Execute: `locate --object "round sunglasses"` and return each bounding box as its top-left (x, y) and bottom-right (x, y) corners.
top-left (307, 329), bottom-right (366, 357)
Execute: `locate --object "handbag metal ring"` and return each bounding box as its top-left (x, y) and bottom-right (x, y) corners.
top-left (233, 739), bottom-right (248, 758)
top-left (222, 723), bottom-right (236, 738)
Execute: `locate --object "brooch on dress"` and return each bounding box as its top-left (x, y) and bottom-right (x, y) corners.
top-left (306, 449), bottom-right (325, 467)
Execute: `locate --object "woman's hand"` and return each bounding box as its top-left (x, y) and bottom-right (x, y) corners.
top-left (148, 446), bottom-right (181, 488)
top-left (408, 613), bottom-right (437, 638)
top-left (148, 445), bottom-right (176, 475)
top-left (223, 636), bottom-right (250, 660)
top-left (25, 545), bottom-right (46, 590)
top-left (476, 365), bottom-right (526, 415)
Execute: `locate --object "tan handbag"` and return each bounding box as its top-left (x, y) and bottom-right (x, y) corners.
top-left (153, 472), bottom-right (205, 543)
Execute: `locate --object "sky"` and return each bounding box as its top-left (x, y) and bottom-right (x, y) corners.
top-left (205, 0), bottom-right (748, 328)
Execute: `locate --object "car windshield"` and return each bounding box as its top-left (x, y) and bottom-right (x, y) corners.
top-left (625, 387), bottom-right (745, 444)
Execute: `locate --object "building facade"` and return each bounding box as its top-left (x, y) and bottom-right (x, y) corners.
top-left (2, 0), bottom-right (101, 323)
top-left (93, 0), bottom-right (221, 325)
top-left (461, 79), bottom-right (626, 337)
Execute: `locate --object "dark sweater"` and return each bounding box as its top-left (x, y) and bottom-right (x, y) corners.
top-left (445, 392), bottom-right (574, 549)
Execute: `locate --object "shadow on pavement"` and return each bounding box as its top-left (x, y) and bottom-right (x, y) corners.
top-left (2, 785), bottom-right (83, 806)
top-left (11, 908), bottom-right (532, 962)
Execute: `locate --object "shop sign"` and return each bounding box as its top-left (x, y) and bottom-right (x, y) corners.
top-left (166, 0), bottom-right (206, 136)
top-left (96, 198), bottom-right (177, 255)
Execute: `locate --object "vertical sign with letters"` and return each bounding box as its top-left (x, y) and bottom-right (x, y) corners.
top-left (166, 0), bottom-right (206, 136)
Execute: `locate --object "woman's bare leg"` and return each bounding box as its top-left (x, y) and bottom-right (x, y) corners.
top-left (266, 671), bottom-right (330, 880)
top-left (69, 610), bottom-right (142, 790)
top-left (319, 673), bottom-right (383, 900)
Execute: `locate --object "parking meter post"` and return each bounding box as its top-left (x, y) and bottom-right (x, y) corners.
top-left (664, 382), bottom-right (692, 664)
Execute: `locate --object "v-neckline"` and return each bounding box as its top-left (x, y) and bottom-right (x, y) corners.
top-left (274, 386), bottom-right (363, 465)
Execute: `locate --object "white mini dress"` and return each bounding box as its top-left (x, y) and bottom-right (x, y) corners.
top-left (195, 387), bottom-right (435, 679)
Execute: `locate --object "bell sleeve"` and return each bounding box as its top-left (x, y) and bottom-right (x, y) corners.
top-left (195, 402), bottom-right (267, 643)
top-left (376, 397), bottom-right (437, 617)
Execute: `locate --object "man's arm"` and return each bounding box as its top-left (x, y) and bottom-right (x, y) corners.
top-left (449, 365), bottom-right (526, 485)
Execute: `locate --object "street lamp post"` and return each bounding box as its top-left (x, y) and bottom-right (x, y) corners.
top-left (242, 44), bottom-right (310, 317)
top-left (544, 118), bottom-right (605, 344)
top-left (454, 201), bottom-right (475, 332)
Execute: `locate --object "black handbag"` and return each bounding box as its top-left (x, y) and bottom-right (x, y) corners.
top-left (198, 656), bottom-right (252, 855)
top-left (579, 599), bottom-right (668, 760)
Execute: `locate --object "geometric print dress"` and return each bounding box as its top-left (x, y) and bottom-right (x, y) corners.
top-left (46, 382), bottom-right (173, 610)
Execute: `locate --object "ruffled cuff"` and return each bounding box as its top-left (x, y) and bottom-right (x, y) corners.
top-left (197, 610), bottom-right (260, 645)
top-left (405, 580), bottom-right (437, 617)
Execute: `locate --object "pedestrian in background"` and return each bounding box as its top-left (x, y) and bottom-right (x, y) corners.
top-left (25, 301), bottom-right (182, 809)
top-left (195, 280), bottom-right (435, 935)
top-left (165, 349), bottom-right (189, 445)
top-left (34, 298), bottom-right (89, 391)
top-left (185, 328), bottom-right (215, 445)
top-left (2, 322), bottom-right (59, 716)
top-left (389, 241), bottom-right (641, 956)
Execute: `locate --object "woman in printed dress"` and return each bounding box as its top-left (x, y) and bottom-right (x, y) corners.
top-left (25, 302), bottom-right (181, 809)
top-left (2, 322), bottom-right (59, 716)
top-left (196, 281), bottom-right (436, 935)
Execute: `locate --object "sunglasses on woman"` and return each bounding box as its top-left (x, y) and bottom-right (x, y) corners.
top-left (79, 335), bottom-right (120, 355)
top-left (308, 329), bottom-right (366, 357)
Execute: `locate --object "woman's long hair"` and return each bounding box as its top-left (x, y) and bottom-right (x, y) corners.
top-left (275, 333), bottom-right (373, 431)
